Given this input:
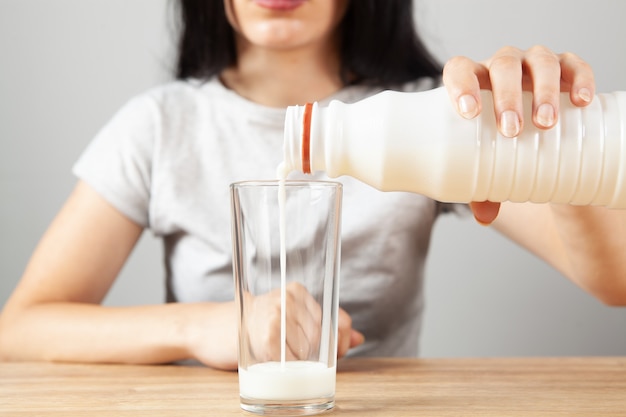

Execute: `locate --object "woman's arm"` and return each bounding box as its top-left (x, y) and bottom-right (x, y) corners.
top-left (442, 46), bottom-right (626, 305)
top-left (0, 180), bottom-right (240, 369)
top-left (494, 203), bottom-right (626, 306)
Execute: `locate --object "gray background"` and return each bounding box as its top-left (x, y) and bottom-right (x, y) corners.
top-left (1, 0), bottom-right (625, 357)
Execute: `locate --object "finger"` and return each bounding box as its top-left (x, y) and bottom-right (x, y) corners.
top-left (291, 316), bottom-right (317, 360)
top-left (337, 308), bottom-right (353, 358)
top-left (486, 46), bottom-right (524, 137)
top-left (286, 321), bottom-right (310, 360)
top-left (350, 329), bottom-right (365, 348)
top-left (559, 52), bottom-right (595, 107)
top-left (442, 56), bottom-right (487, 119)
top-left (524, 45), bottom-right (561, 129)
top-left (300, 302), bottom-right (322, 358)
top-left (286, 283), bottom-right (320, 359)
top-left (469, 201), bottom-right (501, 225)
top-left (250, 287), bottom-right (302, 361)
top-left (251, 302), bottom-right (282, 361)
top-left (298, 283), bottom-right (322, 327)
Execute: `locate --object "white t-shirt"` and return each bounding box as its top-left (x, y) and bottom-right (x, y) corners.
top-left (73, 76), bottom-right (456, 357)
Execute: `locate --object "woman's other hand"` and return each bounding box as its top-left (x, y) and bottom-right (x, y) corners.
top-left (237, 282), bottom-right (363, 364)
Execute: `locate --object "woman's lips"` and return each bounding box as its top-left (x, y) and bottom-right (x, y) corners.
top-left (253, 0), bottom-right (307, 12)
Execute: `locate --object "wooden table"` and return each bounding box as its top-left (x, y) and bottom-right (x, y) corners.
top-left (1, 357), bottom-right (625, 416)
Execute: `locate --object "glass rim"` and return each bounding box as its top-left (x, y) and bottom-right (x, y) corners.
top-left (230, 179), bottom-right (342, 189)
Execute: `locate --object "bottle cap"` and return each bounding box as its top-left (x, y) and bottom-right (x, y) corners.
top-left (302, 103), bottom-right (313, 174)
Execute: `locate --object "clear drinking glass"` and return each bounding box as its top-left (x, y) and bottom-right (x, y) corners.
top-left (230, 180), bottom-right (342, 416)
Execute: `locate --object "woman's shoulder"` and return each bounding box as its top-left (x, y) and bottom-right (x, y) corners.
top-left (106, 77), bottom-right (246, 129)
top-left (138, 77), bottom-right (224, 105)
top-left (393, 76), bottom-right (442, 93)
top-left (335, 76), bottom-right (441, 104)
top-left (137, 77), bottom-right (278, 121)
top-left (100, 79), bottom-right (210, 124)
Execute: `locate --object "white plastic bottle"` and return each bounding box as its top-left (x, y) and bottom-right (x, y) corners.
top-left (283, 86), bottom-right (626, 208)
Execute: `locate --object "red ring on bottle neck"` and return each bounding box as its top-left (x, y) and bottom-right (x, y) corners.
top-left (302, 103), bottom-right (313, 174)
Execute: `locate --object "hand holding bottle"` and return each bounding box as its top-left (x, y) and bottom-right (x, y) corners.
top-left (442, 46), bottom-right (597, 224)
top-left (284, 47), bottom-right (623, 222)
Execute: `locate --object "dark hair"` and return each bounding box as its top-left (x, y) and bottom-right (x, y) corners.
top-left (175, 0), bottom-right (441, 87)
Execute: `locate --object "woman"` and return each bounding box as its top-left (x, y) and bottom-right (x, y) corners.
top-left (1, 0), bottom-right (624, 369)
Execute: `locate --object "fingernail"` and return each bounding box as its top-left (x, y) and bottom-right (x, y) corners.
top-left (578, 87), bottom-right (592, 103)
top-left (536, 103), bottom-right (555, 128)
top-left (501, 110), bottom-right (520, 137)
top-left (458, 94), bottom-right (478, 119)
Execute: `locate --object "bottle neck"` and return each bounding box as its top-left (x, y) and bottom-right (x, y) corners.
top-left (284, 102), bottom-right (320, 175)
top-left (283, 103), bottom-right (304, 175)
top-left (302, 102), bottom-right (313, 174)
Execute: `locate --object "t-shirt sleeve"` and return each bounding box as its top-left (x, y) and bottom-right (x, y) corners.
top-left (72, 94), bottom-right (159, 227)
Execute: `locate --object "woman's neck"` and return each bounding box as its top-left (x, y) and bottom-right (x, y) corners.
top-left (220, 40), bottom-right (344, 108)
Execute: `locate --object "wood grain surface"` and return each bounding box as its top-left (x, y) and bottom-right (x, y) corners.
top-left (1, 357), bottom-right (625, 416)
